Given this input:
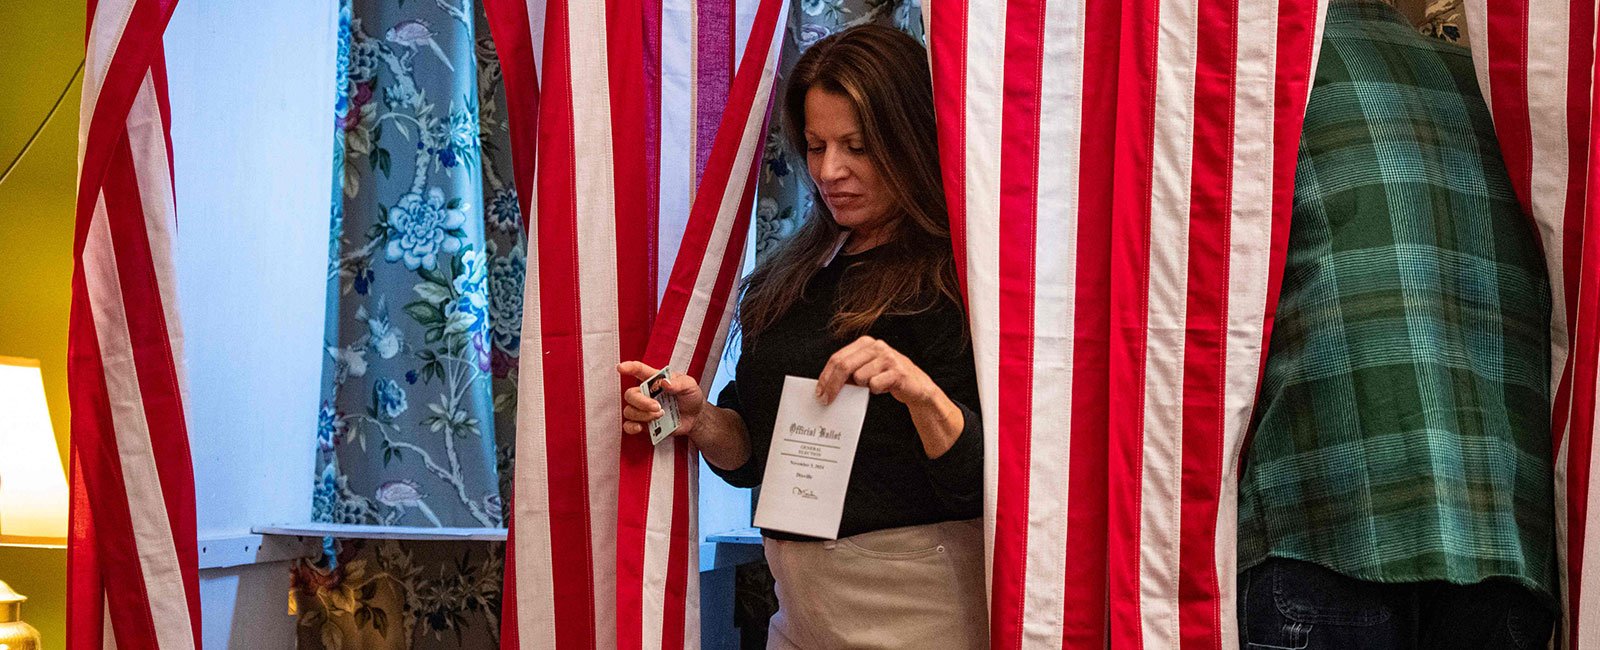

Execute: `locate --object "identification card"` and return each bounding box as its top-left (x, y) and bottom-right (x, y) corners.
top-left (642, 367), bottom-right (681, 445)
top-left (752, 376), bottom-right (869, 539)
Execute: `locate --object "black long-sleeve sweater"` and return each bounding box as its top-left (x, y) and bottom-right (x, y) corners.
top-left (710, 246), bottom-right (983, 541)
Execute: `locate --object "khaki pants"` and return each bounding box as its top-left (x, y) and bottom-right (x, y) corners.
top-left (762, 518), bottom-right (987, 649)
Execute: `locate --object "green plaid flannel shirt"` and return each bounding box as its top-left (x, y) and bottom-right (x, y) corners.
top-left (1237, 0), bottom-right (1558, 602)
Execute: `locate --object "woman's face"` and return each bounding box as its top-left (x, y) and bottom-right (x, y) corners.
top-left (803, 88), bottom-right (896, 238)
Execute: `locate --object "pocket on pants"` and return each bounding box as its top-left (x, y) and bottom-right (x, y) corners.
top-left (1241, 559), bottom-right (1394, 650)
top-left (1501, 591), bottom-right (1555, 649)
top-left (1270, 562), bottom-right (1391, 627)
top-left (837, 524), bottom-right (947, 560)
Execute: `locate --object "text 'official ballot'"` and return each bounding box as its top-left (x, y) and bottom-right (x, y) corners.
top-left (753, 376), bottom-right (869, 539)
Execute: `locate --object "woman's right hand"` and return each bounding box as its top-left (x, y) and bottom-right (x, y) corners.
top-left (617, 361), bottom-right (706, 438)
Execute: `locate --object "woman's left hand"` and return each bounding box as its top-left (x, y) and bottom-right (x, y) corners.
top-left (815, 336), bottom-right (942, 407)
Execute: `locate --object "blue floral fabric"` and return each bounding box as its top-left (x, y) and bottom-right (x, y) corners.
top-left (315, 0), bottom-right (521, 532)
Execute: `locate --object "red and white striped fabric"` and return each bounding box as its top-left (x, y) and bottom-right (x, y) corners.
top-left (66, 0), bottom-right (202, 648)
top-left (485, 0), bottom-right (786, 645)
top-left (925, 1), bottom-right (1326, 647)
top-left (1462, 3), bottom-right (1600, 647)
top-left (623, 0), bottom-right (785, 647)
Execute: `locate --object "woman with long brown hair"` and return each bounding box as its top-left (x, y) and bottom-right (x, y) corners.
top-left (617, 25), bottom-right (985, 648)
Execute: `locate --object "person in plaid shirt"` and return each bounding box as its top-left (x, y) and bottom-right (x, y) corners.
top-left (1236, 1), bottom-right (1559, 647)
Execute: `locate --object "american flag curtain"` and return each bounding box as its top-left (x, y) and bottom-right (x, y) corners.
top-left (483, 0), bottom-right (786, 646)
top-left (67, 0), bottom-right (203, 648)
top-left (56, 0), bottom-right (1600, 643)
top-left (1462, 2), bottom-right (1600, 647)
top-left (63, 1), bottom-right (1600, 647)
top-left (924, 1), bottom-right (1327, 647)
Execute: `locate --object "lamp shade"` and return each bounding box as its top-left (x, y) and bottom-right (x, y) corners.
top-left (0, 357), bottom-right (68, 547)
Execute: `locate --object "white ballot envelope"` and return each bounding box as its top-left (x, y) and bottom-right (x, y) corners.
top-left (752, 376), bottom-right (870, 539)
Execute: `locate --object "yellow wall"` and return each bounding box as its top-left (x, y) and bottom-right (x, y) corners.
top-left (0, 0), bottom-right (85, 646)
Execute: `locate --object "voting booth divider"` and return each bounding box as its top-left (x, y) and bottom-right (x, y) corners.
top-left (65, 0), bottom-right (1600, 647)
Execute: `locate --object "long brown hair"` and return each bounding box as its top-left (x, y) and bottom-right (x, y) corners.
top-left (738, 25), bottom-right (959, 342)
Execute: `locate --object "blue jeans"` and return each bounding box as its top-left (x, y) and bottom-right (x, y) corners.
top-left (1238, 558), bottom-right (1554, 649)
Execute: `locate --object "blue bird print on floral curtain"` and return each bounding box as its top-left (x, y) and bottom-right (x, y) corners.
top-left (296, 0), bottom-right (518, 647)
top-left (315, 0), bottom-right (517, 535)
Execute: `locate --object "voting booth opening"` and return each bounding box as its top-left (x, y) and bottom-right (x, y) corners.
top-left (47, 0), bottom-right (1600, 648)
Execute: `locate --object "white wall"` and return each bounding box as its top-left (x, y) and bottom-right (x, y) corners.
top-left (165, 0), bottom-right (339, 646)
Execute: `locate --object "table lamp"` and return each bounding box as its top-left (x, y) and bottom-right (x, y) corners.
top-left (0, 356), bottom-right (69, 650)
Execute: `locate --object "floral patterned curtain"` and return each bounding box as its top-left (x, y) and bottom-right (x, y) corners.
top-left (314, 0), bottom-right (520, 533)
top-left (292, 540), bottom-right (504, 649)
top-left (296, 0), bottom-right (521, 646)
